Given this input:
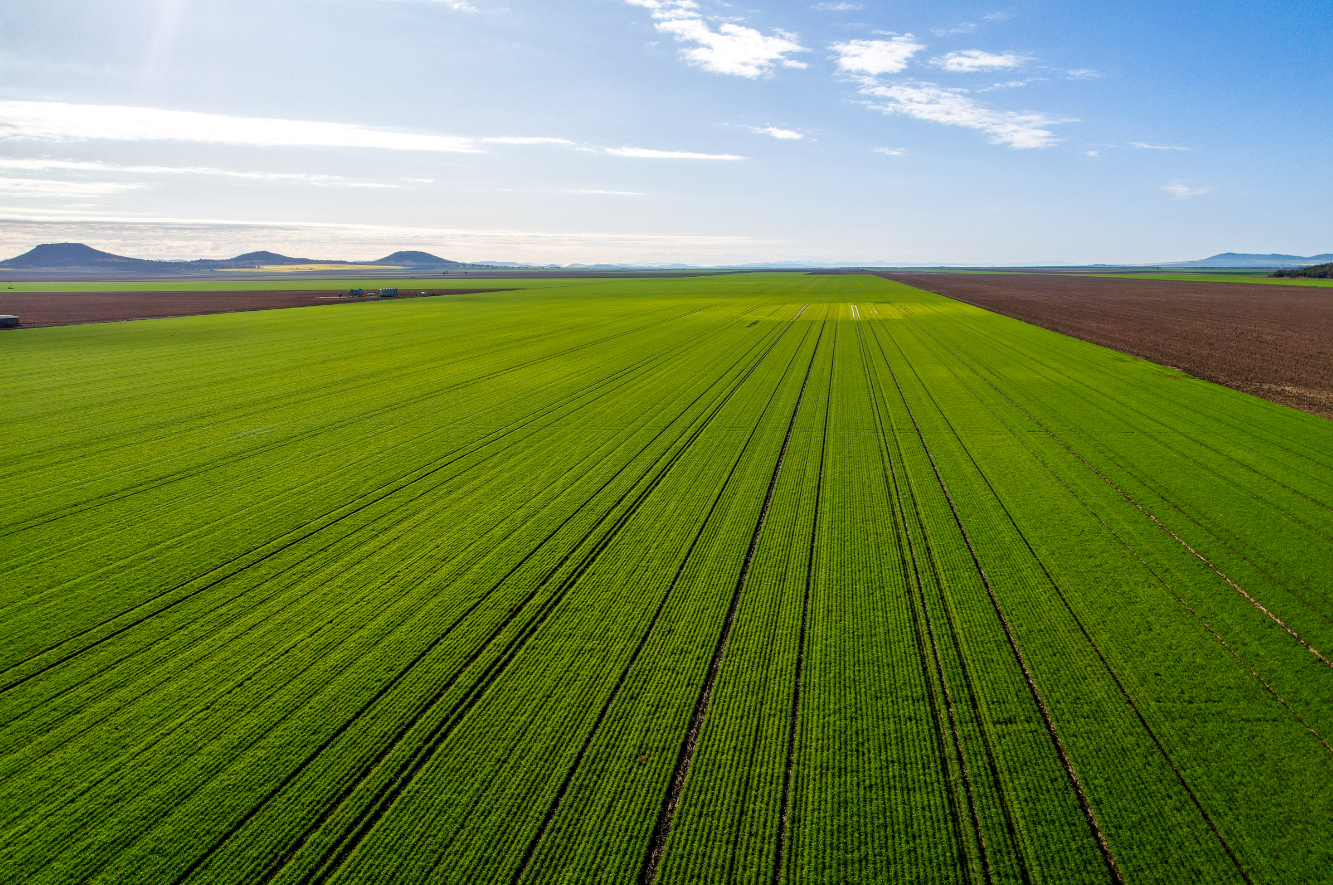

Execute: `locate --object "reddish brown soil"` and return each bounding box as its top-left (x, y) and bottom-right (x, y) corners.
top-left (0, 289), bottom-right (508, 328)
top-left (878, 272), bottom-right (1333, 419)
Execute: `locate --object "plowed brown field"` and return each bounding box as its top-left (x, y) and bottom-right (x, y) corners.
top-left (0, 288), bottom-right (504, 328)
top-left (878, 272), bottom-right (1333, 418)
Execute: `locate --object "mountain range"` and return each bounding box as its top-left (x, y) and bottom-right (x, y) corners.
top-left (1161, 252), bottom-right (1333, 268)
top-left (3, 243), bottom-right (1331, 272)
top-left (0, 243), bottom-right (475, 271)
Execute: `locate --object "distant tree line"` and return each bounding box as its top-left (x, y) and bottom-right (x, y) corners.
top-left (1271, 262), bottom-right (1333, 279)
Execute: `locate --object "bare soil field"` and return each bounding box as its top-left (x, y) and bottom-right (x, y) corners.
top-left (0, 289), bottom-right (504, 327)
top-left (879, 272), bottom-right (1333, 418)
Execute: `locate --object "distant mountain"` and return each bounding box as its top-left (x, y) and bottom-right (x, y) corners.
top-left (0, 243), bottom-right (478, 271)
top-left (374, 251), bottom-right (464, 267)
top-left (0, 243), bottom-right (317, 270)
top-left (1165, 252), bottom-right (1333, 268)
top-left (229, 250), bottom-right (316, 266)
top-left (0, 242), bottom-right (170, 269)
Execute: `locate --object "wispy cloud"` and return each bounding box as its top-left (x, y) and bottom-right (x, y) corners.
top-left (1086, 150), bottom-right (1099, 157)
top-left (627, 1), bottom-right (808, 78)
top-left (859, 80), bottom-right (1067, 148)
top-left (752, 126), bottom-right (803, 140)
top-left (933, 50), bottom-right (1029, 72)
top-left (831, 36), bottom-right (925, 75)
top-left (1132, 142), bottom-right (1189, 151)
top-left (931, 22), bottom-right (977, 36)
top-left (1066, 68), bottom-right (1101, 79)
top-left (566, 189), bottom-right (645, 195)
top-left (873, 147), bottom-right (906, 156)
top-left (812, 2), bottom-right (859, 10)
top-left (1163, 182), bottom-right (1212, 199)
top-left (0, 177), bottom-right (144, 198)
top-left (0, 157), bottom-right (396, 187)
top-left (976, 77), bottom-right (1044, 92)
top-left (605, 146), bottom-right (744, 159)
top-left (0, 100), bottom-right (482, 152)
top-left (0, 101), bottom-right (737, 161)
top-left (378, 0), bottom-right (476, 10)
top-left (482, 136), bottom-right (576, 145)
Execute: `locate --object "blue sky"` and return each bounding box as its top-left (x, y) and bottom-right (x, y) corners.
top-left (0, 0), bottom-right (1328, 264)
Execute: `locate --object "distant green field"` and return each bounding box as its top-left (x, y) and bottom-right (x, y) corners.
top-left (2, 274), bottom-right (1330, 884)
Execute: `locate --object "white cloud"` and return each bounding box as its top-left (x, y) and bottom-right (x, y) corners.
top-left (753, 126), bottom-right (803, 140)
top-left (983, 12), bottom-right (1011, 22)
top-left (628, 1), bottom-right (808, 78)
top-left (0, 157), bottom-right (395, 187)
top-left (873, 147), bottom-right (906, 156)
top-left (859, 80), bottom-right (1066, 148)
top-left (0, 177), bottom-right (144, 198)
top-left (1131, 142), bottom-right (1189, 151)
top-left (0, 101), bottom-right (482, 152)
top-left (1163, 182), bottom-right (1212, 199)
top-left (605, 146), bottom-right (745, 159)
top-left (933, 50), bottom-right (1028, 72)
top-left (812, 3), bottom-right (860, 10)
top-left (483, 136), bottom-right (576, 145)
top-left (831, 36), bottom-right (925, 75)
top-left (1066, 68), bottom-right (1101, 79)
top-left (1086, 150), bottom-right (1099, 157)
top-left (567, 189), bottom-right (645, 195)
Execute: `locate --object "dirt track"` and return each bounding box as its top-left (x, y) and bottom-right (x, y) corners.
top-left (879, 272), bottom-right (1333, 419)
top-left (0, 289), bottom-right (506, 328)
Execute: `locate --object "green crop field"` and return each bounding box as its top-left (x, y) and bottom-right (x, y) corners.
top-left (2, 273), bottom-right (1330, 884)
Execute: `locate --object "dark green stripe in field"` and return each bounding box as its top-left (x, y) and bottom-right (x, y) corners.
top-left (0, 274), bottom-right (1329, 884)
